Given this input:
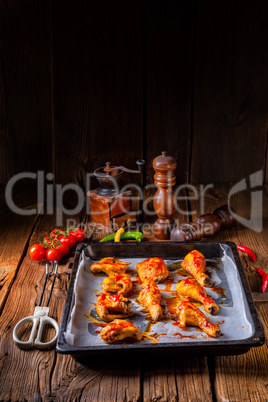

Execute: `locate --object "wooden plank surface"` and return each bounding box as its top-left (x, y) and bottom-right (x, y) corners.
top-left (0, 213), bottom-right (75, 401)
top-left (190, 0), bottom-right (268, 184)
top-left (145, 0), bottom-right (195, 184)
top-left (1, 2), bottom-right (268, 189)
top-left (265, 142), bottom-right (268, 184)
top-left (0, 209), bottom-right (141, 401)
top-left (188, 184), bottom-right (268, 402)
top-left (143, 355), bottom-right (213, 402)
top-left (0, 184), bottom-right (39, 313)
top-left (51, 355), bottom-right (141, 402)
top-left (53, 0), bottom-right (143, 186)
top-left (0, 0), bottom-right (53, 182)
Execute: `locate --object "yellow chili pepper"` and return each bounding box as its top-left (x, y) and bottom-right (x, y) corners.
top-left (114, 228), bottom-right (125, 242)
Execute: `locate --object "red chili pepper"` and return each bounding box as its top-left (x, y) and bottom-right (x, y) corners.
top-left (256, 268), bottom-right (268, 293)
top-left (237, 245), bottom-right (256, 262)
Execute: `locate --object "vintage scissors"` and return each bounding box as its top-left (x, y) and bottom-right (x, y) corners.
top-left (13, 260), bottom-right (60, 349)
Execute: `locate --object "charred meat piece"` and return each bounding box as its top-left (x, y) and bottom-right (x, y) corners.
top-left (137, 257), bottom-right (169, 283)
top-left (90, 257), bottom-right (131, 276)
top-left (176, 278), bottom-right (219, 315)
top-left (137, 280), bottom-right (163, 322)
top-left (175, 301), bottom-right (221, 338)
top-left (100, 319), bottom-right (143, 343)
top-left (181, 250), bottom-right (210, 286)
top-left (103, 274), bottom-right (133, 295)
top-left (96, 293), bottom-right (132, 322)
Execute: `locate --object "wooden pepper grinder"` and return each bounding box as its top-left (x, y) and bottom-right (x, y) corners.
top-left (170, 205), bottom-right (235, 241)
top-left (153, 151), bottom-right (177, 240)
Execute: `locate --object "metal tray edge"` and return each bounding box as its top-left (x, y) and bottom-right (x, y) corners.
top-left (56, 241), bottom-right (265, 355)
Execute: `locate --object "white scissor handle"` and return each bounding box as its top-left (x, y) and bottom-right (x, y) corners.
top-left (13, 314), bottom-right (59, 349)
top-left (34, 316), bottom-right (59, 349)
top-left (13, 315), bottom-right (39, 349)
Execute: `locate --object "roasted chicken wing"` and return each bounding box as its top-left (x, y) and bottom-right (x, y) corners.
top-left (181, 250), bottom-right (210, 286)
top-left (137, 280), bottom-right (163, 322)
top-left (176, 278), bottom-right (219, 315)
top-left (100, 319), bottom-right (143, 343)
top-left (175, 301), bottom-right (221, 338)
top-left (96, 293), bottom-right (132, 322)
top-left (137, 258), bottom-right (169, 283)
top-left (102, 274), bottom-right (133, 295)
top-left (90, 257), bottom-right (131, 276)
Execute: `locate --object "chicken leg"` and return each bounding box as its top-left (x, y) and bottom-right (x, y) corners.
top-left (100, 319), bottom-right (143, 343)
top-left (137, 258), bottom-right (169, 283)
top-left (175, 301), bottom-right (221, 338)
top-left (181, 250), bottom-right (210, 286)
top-left (103, 274), bottom-right (133, 295)
top-left (137, 280), bottom-right (163, 322)
top-left (176, 278), bottom-right (219, 314)
top-left (96, 293), bottom-right (132, 322)
top-left (90, 257), bottom-right (131, 276)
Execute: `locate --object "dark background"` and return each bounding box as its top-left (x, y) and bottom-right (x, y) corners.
top-left (1, 0), bottom-right (268, 188)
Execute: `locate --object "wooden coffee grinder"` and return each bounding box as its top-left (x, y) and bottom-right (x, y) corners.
top-left (153, 151), bottom-right (177, 240)
top-left (87, 160), bottom-right (145, 232)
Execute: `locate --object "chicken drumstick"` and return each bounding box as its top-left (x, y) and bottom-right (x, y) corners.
top-left (90, 257), bottom-right (131, 276)
top-left (137, 279), bottom-right (163, 322)
top-left (137, 257), bottom-right (169, 283)
top-left (176, 278), bottom-right (219, 315)
top-left (181, 250), bottom-right (210, 286)
top-left (100, 319), bottom-right (143, 343)
top-left (175, 301), bottom-right (221, 338)
top-left (102, 274), bottom-right (132, 295)
top-left (96, 293), bottom-right (132, 322)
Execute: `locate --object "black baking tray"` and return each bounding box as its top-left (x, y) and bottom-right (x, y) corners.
top-left (56, 241), bottom-right (265, 356)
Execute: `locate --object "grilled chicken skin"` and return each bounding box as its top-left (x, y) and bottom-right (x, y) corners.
top-left (181, 250), bottom-right (210, 286)
top-left (96, 293), bottom-right (132, 322)
top-left (90, 257), bottom-right (131, 276)
top-left (176, 278), bottom-right (219, 315)
top-left (103, 274), bottom-right (133, 295)
top-left (137, 258), bottom-right (169, 283)
top-left (100, 319), bottom-right (143, 343)
top-left (137, 279), bottom-right (163, 322)
top-left (176, 301), bottom-right (221, 338)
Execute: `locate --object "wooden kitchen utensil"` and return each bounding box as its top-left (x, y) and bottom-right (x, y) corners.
top-left (170, 204), bottom-right (235, 241)
top-left (87, 160), bottom-right (145, 231)
top-left (153, 151), bottom-right (177, 240)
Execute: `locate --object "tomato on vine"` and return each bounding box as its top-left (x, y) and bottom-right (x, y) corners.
top-left (69, 228), bottom-right (85, 242)
top-left (46, 248), bottom-right (62, 262)
top-left (58, 234), bottom-right (76, 249)
top-left (56, 243), bottom-right (69, 257)
top-left (50, 228), bottom-right (64, 237)
top-left (29, 225), bottom-right (85, 262)
top-left (29, 244), bottom-right (46, 261)
top-left (43, 235), bottom-right (54, 247)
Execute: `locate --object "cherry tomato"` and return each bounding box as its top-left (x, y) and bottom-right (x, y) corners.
top-left (50, 228), bottom-right (64, 237)
top-left (29, 244), bottom-right (46, 261)
top-left (43, 235), bottom-right (54, 246)
top-left (46, 248), bottom-right (62, 262)
top-left (56, 243), bottom-right (69, 257)
top-left (58, 234), bottom-right (76, 249)
top-left (69, 228), bottom-right (85, 243)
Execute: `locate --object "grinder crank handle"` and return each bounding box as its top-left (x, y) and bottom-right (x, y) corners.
top-left (107, 160), bottom-right (146, 177)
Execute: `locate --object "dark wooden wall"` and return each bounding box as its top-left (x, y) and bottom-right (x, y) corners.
top-left (1, 0), bottom-right (268, 186)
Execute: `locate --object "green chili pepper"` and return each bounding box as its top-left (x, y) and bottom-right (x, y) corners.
top-left (100, 231), bottom-right (144, 243)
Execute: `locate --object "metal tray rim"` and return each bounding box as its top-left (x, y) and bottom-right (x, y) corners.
top-left (56, 241), bottom-right (265, 355)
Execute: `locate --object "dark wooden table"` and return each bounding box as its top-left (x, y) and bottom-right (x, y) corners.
top-left (0, 185), bottom-right (267, 401)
